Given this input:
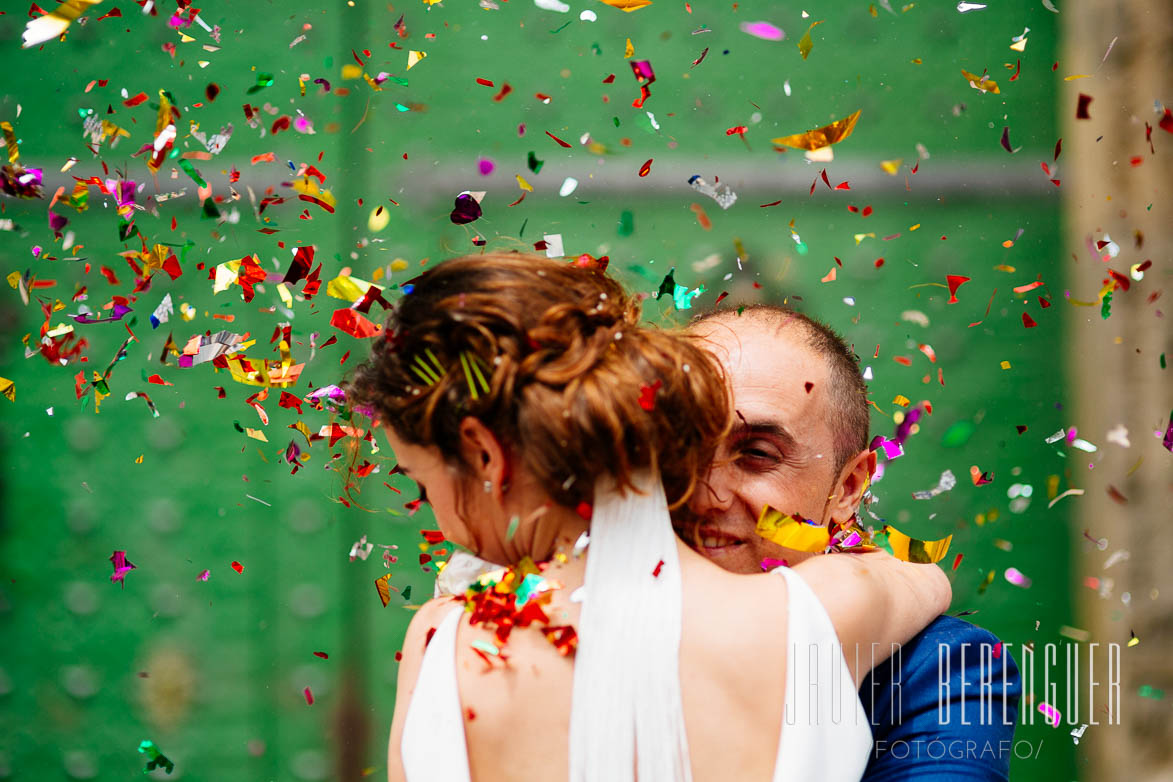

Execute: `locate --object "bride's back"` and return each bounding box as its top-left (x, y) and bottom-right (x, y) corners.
top-left (450, 540), bottom-right (791, 782)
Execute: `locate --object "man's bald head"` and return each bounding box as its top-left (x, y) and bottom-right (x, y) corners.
top-left (690, 304), bottom-right (870, 474)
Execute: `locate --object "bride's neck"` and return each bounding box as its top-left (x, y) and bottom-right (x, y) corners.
top-left (518, 503), bottom-right (590, 564)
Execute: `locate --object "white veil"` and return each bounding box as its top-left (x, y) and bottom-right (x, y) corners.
top-left (568, 469), bottom-right (692, 782)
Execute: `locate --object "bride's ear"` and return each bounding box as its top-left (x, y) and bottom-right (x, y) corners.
top-left (458, 417), bottom-right (509, 499)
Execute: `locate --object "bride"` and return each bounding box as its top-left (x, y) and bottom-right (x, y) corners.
top-left (346, 252), bottom-right (950, 782)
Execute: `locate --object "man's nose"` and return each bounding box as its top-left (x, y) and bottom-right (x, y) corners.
top-left (690, 461), bottom-right (736, 515)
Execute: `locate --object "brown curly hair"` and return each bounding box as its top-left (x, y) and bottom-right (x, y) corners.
top-left (345, 252), bottom-right (730, 511)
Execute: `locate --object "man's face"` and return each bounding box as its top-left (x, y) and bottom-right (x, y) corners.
top-left (682, 316), bottom-right (843, 573)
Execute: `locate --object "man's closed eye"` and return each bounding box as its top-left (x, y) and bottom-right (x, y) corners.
top-left (736, 441), bottom-right (782, 469)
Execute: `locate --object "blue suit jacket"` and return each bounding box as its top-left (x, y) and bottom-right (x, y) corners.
top-left (859, 616), bottom-right (1022, 781)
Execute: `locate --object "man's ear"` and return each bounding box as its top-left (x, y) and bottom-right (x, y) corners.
top-left (826, 448), bottom-right (876, 525)
top-left (458, 417), bottom-right (509, 497)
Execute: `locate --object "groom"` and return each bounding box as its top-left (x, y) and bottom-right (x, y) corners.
top-left (680, 304), bottom-right (1021, 781)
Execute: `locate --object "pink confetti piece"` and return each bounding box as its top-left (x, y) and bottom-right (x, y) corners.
top-left (303, 687), bottom-right (314, 705)
top-left (196, 570), bottom-right (210, 581)
top-left (739, 21), bottom-right (785, 41)
top-left (1038, 701), bottom-right (1061, 727)
top-left (1005, 567), bottom-right (1032, 588)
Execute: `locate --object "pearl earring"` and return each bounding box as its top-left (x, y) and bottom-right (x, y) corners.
top-left (483, 480), bottom-right (493, 494)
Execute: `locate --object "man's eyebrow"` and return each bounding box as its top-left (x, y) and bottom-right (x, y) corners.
top-left (731, 417), bottom-right (799, 449)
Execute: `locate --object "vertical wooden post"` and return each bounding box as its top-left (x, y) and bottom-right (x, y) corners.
top-left (1062, 2), bottom-right (1172, 778)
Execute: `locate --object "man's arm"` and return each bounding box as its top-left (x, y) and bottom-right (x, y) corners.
top-left (860, 616), bottom-right (1023, 781)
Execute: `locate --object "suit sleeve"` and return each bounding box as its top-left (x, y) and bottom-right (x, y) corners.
top-left (859, 618), bottom-right (1022, 781)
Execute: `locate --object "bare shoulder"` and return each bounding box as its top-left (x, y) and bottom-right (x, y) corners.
top-left (387, 596), bottom-right (463, 782)
top-left (402, 595), bottom-right (464, 655)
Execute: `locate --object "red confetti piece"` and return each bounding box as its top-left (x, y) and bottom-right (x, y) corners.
top-left (638, 379), bottom-right (662, 411)
top-left (893, 356), bottom-right (912, 366)
top-left (1054, 138), bottom-right (1063, 160)
top-left (861, 205), bottom-right (873, 217)
top-left (602, 73), bottom-right (615, 83)
top-left (231, 561), bottom-right (243, 573)
top-left (313, 651), bottom-right (329, 659)
top-left (759, 200), bottom-right (782, 207)
top-left (298, 194), bottom-right (335, 213)
top-left (714, 291), bottom-right (729, 306)
top-left (1159, 108), bottom-right (1173, 133)
top-left (493, 83), bottom-right (513, 101)
top-left (420, 530), bottom-right (445, 544)
top-left (652, 559), bottom-right (665, 577)
top-left (476, 77), bottom-right (494, 87)
top-left (1022, 312), bottom-right (1037, 328)
top-left (726, 125), bottom-right (747, 136)
top-left (1076, 93), bottom-right (1093, 119)
top-left (952, 553), bottom-right (963, 571)
top-left (123, 92), bottom-right (149, 107)
top-left (1008, 59), bottom-right (1020, 81)
top-left (545, 130), bottom-right (572, 148)
top-left (97, 7), bottom-right (122, 20)
top-left (303, 687), bottom-right (314, 705)
top-left (638, 158), bottom-right (653, 177)
top-left (918, 344), bottom-right (937, 363)
top-left (146, 374), bottom-right (173, 386)
top-left (968, 288), bottom-right (997, 327)
top-left (1000, 126), bottom-right (1015, 153)
top-left (1013, 281), bottom-right (1044, 293)
top-left (835, 180), bottom-right (851, 190)
top-left (946, 275), bottom-right (970, 303)
top-left (575, 502), bottom-right (593, 521)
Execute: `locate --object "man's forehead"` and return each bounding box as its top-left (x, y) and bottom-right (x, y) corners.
top-left (693, 316), bottom-right (832, 433)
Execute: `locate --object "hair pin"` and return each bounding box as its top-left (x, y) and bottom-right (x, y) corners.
top-left (460, 350), bottom-right (491, 400)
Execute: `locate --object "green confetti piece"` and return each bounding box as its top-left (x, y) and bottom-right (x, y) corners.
top-left (201, 197), bottom-right (220, 219)
top-left (505, 515), bottom-right (520, 541)
top-left (590, 42), bottom-right (602, 55)
top-left (941, 420), bottom-right (976, 448)
top-left (138, 740), bottom-right (175, 775)
top-left (612, 116), bottom-right (620, 127)
top-left (617, 209), bottom-right (634, 237)
top-left (1139, 685), bottom-right (1165, 700)
top-left (178, 159), bottom-right (206, 188)
top-left (246, 72), bottom-right (275, 94)
top-left (550, 19), bottom-right (573, 33)
top-left (1101, 289), bottom-right (1113, 319)
top-left (794, 240), bottom-right (809, 255)
top-left (401, 585), bottom-right (412, 601)
top-left (394, 103), bottom-right (411, 112)
top-left (527, 151), bottom-right (544, 174)
top-left (673, 283), bottom-right (704, 310)
top-left (471, 639), bottom-right (500, 656)
top-left (656, 267), bottom-right (677, 300)
top-left (1160, 353), bottom-right (1166, 369)
top-left (385, 75), bottom-right (408, 87)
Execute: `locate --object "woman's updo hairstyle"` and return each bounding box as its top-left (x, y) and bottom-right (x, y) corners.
top-left (347, 252), bottom-right (729, 510)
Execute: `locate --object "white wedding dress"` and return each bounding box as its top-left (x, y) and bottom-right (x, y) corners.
top-left (400, 471), bottom-right (871, 781)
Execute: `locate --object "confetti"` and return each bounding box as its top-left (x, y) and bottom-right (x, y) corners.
top-left (109, 550), bottom-right (136, 589)
top-left (883, 524), bottom-right (952, 564)
top-left (771, 110), bottom-right (861, 152)
top-left (755, 506), bottom-right (830, 552)
top-left (739, 21), bottom-right (785, 41)
top-left (138, 740), bottom-right (175, 774)
top-left (687, 175), bottom-right (737, 209)
top-left (911, 470), bottom-right (957, 500)
top-left (22, 0), bottom-right (105, 48)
